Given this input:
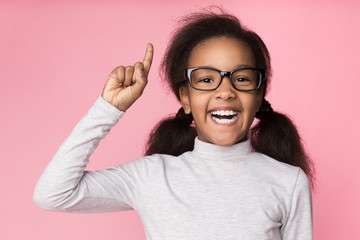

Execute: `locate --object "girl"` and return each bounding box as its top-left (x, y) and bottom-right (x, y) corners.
top-left (34, 10), bottom-right (315, 240)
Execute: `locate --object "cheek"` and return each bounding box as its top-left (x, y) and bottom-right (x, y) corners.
top-left (241, 94), bottom-right (260, 118)
top-left (188, 92), bottom-right (208, 114)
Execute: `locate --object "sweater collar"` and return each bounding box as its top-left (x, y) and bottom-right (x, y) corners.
top-left (191, 137), bottom-right (253, 161)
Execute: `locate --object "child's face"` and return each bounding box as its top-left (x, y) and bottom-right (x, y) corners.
top-left (180, 36), bottom-right (263, 146)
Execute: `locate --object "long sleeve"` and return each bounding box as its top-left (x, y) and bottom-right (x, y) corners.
top-left (280, 168), bottom-right (313, 239)
top-left (33, 95), bottom-right (143, 213)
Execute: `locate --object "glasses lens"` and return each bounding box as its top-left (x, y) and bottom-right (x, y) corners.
top-left (231, 69), bottom-right (260, 91)
top-left (190, 68), bottom-right (220, 90)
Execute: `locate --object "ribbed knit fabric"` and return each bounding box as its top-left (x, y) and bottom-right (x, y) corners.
top-left (34, 96), bottom-right (313, 240)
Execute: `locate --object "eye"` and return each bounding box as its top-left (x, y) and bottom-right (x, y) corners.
top-left (197, 77), bottom-right (214, 83)
top-left (233, 77), bottom-right (251, 82)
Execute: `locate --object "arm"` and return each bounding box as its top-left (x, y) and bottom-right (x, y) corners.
top-left (280, 168), bottom-right (313, 239)
top-left (33, 43), bottom-right (154, 213)
top-left (33, 96), bottom-right (136, 212)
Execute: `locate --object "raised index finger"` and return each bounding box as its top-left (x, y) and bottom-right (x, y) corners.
top-left (143, 43), bottom-right (154, 75)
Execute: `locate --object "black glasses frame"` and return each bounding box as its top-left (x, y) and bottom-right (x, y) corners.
top-left (185, 66), bottom-right (265, 91)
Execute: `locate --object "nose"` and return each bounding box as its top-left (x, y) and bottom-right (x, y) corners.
top-left (215, 76), bottom-right (236, 100)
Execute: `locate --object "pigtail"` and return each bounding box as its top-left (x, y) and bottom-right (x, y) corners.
top-left (145, 108), bottom-right (197, 156)
top-left (250, 99), bottom-right (316, 188)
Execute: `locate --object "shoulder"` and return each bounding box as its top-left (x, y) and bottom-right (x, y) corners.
top-left (114, 153), bottom-right (180, 176)
top-left (116, 153), bottom-right (166, 170)
top-left (250, 152), bottom-right (299, 172)
top-left (248, 152), bottom-right (307, 187)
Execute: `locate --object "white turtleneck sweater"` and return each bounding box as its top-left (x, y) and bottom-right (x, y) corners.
top-left (34, 96), bottom-right (313, 240)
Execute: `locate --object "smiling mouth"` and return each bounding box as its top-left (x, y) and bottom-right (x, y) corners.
top-left (210, 110), bottom-right (239, 124)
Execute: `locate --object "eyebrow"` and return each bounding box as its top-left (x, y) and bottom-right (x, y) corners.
top-left (194, 64), bottom-right (255, 69)
top-left (233, 64), bottom-right (254, 68)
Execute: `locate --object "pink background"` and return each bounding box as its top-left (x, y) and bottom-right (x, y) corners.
top-left (1, 0), bottom-right (359, 239)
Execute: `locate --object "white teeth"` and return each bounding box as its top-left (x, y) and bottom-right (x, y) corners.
top-left (210, 109), bottom-right (239, 124)
top-left (210, 110), bottom-right (238, 116)
top-left (211, 114), bottom-right (238, 124)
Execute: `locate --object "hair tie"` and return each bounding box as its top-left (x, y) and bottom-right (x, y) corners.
top-left (176, 107), bottom-right (193, 125)
top-left (255, 99), bottom-right (273, 119)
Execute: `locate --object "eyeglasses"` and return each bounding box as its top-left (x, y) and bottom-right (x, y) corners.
top-left (185, 66), bottom-right (265, 91)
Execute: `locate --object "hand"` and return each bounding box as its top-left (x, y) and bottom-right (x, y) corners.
top-left (101, 43), bottom-right (154, 111)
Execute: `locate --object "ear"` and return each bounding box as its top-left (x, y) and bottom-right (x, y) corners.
top-left (179, 85), bottom-right (191, 114)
